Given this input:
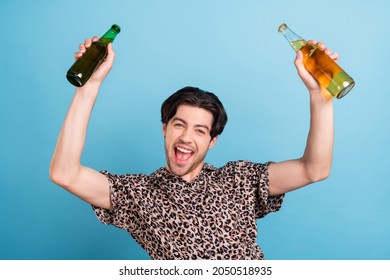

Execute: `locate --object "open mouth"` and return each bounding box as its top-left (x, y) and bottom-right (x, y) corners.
top-left (174, 146), bottom-right (194, 164)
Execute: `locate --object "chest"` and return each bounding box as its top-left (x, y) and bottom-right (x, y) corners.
top-left (128, 175), bottom-right (260, 259)
top-left (137, 180), bottom-right (256, 234)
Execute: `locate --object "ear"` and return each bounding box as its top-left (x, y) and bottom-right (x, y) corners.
top-left (162, 123), bottom-right (167, 137)
top-left (208, 136), bottom-right (218, 149)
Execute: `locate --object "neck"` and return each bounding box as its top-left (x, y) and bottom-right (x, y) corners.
top-left (164, 163), bottom-right (205, 182)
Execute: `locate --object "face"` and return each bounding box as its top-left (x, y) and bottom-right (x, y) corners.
top-left (162, 104), bottom-right (217, 182)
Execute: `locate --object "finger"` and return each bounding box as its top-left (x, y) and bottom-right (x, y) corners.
top-left (92, 36), bottom-right (99, 42)
top-left (78, 43), bottom-right (86, 53)
top-left (294, 49), bottom-right (303, 63)
top-left (74, 42), bottom-right (86, 60)
top-left (324, 47), bottom-right (332, 56)
top-left (294, 51), bottom-right (306, 74)
top-left (74, 44), bottom-right (85, 60)
top-left (74, 51), bottom-right (83, 60)
top-left (330, 52), bottom-right (339, 61)
top-left (104, 43), bottom-right (116, 64)
top-left (84, 38), bottom-right (93, 48)
top-left (317, 41), bottom-right (326, 51)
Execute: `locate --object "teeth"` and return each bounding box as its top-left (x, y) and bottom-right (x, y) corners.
top-left (177, 147), bottom-right (192, 154)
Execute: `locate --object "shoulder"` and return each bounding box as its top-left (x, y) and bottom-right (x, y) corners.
top-left (100, 170), bottom-right (152, 189)
top-left (219, 160), bottom-right (272, 173)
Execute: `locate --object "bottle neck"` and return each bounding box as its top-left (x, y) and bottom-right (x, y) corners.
top-left (99, 24), bottom-right (121, 45)
top-left (278, 23), bottom-right (307, 52)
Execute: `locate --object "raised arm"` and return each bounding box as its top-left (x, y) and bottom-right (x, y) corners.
top-left (50, 37), bottom-right (115, 210)
top-left (268, 41), bottom-right (335, 196)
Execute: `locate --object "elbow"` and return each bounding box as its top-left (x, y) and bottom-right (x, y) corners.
top-left (310, 169), bottom-right (331, 183)
top-left (49, 168), bottom-right (62, 186)
top-left (305, 164), bottom-right (332, 183)
top-left (49, 165), bottom-right (65, 187)
top-left (49, 163), bottom-right (76, 189)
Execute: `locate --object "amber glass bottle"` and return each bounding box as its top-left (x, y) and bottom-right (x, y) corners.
top-left (66, 24), bottom-right (121, 87)
top-left (278, 23), bottom-right (354, 99)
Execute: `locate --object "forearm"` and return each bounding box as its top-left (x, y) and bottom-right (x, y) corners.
top-left (301, 88), bottom-right (334, 181)
top-left (50, 82), bottom-right (101, 185)
top-left (268, 42), bottom-right (336, 195)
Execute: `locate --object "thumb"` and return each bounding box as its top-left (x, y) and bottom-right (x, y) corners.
top-left (294, 50), bottom-right (313, 81)
top-left (105, 43), bottom-right (116, 64)
top-left (294, 51), bottom-right (306, 75)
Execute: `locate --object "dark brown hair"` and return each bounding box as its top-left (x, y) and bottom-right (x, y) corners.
top-left (161, 86), bottom-right (228, 138)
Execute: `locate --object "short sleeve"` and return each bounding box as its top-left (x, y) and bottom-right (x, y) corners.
top-left (254, 161), bottom-right (284, 218)
top-left (235, 161), bottom-right (284, 219)
top-left (91, 171), bottom-right (139, 230)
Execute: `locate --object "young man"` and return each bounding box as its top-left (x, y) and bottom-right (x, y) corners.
top-left (50, 36), bottom-right (335, 259)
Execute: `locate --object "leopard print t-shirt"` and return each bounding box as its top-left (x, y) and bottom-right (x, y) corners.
top-left (92, 160), bottom-right (284, 260)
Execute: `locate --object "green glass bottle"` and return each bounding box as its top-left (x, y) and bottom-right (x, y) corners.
top-left (278, 23), bottom-right (355, 99)
top-left (66, 24), bottom-right (121, 87)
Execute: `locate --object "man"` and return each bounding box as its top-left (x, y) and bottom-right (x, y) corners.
top-left (50, 36), bottom-right (335, 259)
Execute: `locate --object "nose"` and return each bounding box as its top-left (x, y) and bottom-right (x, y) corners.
top-left (179, 127), bottom-right (193, 143)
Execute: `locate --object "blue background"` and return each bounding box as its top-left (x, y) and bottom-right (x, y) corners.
top-left (1, 0), bottom-right (389, 260)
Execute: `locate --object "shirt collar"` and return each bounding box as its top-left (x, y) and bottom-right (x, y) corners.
top-left (152, 163), bottom-right (217, 184)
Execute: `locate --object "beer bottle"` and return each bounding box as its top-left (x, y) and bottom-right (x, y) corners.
top-left (66, 24), bottom-right (121, 87)
top-left (278, 23), bottom-right (355, 99)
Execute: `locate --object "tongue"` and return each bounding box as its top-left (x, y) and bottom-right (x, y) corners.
top-left (176, 150), bottom-right (192, 162)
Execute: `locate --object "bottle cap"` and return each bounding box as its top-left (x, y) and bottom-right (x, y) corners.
top-left (111, 24), bottom-right (121, 34)
top-left (278, 23), bottom-right (287, 33)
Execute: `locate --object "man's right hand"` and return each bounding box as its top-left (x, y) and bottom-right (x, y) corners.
top-left (75, 36), bottom-right (116, 86)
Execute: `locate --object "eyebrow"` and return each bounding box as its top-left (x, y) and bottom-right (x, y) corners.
top-left (171, 117), bottom-right (210, 131)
